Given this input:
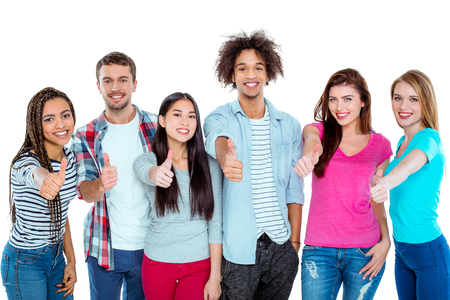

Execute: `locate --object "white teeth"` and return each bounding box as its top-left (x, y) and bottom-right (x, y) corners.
top-left (245, 83), bottom-right (257, 87)
top-left (177, 129), bottom-right (188, 133)
top-left (400, 113), bottom-right (411, 117)
top-left (54, 131), bottom-right (67, 136)
top-left (337, 113), bottom-right (348, 117)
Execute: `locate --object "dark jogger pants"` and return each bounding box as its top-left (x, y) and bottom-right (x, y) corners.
top-left (220, 234), bottom-right (299, 300)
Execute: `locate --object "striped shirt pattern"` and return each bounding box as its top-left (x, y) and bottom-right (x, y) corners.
top-left (10, 147), bottom-right (77, 249)
top-left (250, 109), bottom-right (289, 244)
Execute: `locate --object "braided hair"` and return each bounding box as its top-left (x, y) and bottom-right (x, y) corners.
top-left (9, 87), bottom-right (76, 241)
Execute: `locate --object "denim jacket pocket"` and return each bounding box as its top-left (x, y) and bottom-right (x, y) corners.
top-left (18, 248), bottom-right (41, 264)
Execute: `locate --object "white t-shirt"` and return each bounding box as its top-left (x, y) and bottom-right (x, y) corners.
top-left (102, 113), bottom-right (150, 250)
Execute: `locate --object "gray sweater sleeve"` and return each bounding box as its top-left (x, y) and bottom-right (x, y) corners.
top-left (207, 155), bottom-right (223, 244)
top-left (133, 152), bottom-right (157, 187)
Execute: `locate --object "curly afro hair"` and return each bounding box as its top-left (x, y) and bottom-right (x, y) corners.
top-left (215, 30), bottom-right (284, 89)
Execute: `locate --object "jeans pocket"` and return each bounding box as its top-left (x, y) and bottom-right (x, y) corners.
top-left (302, 245), bottom-right (317, 252)
top-left (18, 249), bottom-right (41, 264)
top-left (221, 257), bottom-right (227, 279)
top-left (357, 247), bottom-right (373, 258)
top-left (1, 253), bottom-right (8, 285)
top-left (438, 243), bottom-right (450, 276)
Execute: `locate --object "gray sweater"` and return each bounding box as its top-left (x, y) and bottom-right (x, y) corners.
top-left (133, 152), bottom-right (222, 263)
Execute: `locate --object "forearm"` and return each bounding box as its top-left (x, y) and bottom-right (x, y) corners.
top-left (32, 167), bottom-right (50, 189)
top-left (215, 137), bottom-right (229, 168)
top-left (209, 244), bottom-right (222, 281)
top-left (63, 218), bottom-right (76, 264)
top-left (79, 179), bottom-right (105, 203)
top-left (372, 203), bottom-right (390, 244)
top-left (382, 149), bottom-right (427, 190)
top-left (287, 203), bottom-right (302, 242)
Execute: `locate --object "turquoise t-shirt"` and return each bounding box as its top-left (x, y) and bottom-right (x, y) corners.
top-left (386, 128), bottom-right (445, 243)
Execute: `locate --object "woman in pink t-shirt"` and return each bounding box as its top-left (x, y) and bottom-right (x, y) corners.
top-left (295, 69), bottom-right (392, 300)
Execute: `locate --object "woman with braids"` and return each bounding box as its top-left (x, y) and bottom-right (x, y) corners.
top-left (1, 87), bottom-right (77, 299)
top-left (133, 92), bottom-right (222, 300)
top-left (295, 69), bottom-right (391, 300)
top-left (371, 70), bottom-right (450, 299)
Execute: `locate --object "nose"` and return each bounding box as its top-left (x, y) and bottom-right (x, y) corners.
top-left (336, 99), bottom-right (344, 111)
top-left (399, 99), bottom-right (408, 110)
top-left (55, 117), bottom-right (65, 129)
top-left (180, 116), bottom-right (189, 126)
top-left (111, 81), bottom-right (118, 91)
top-left (246, 69), bottom-right (256, 79)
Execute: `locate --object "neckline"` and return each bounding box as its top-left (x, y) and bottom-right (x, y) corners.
top-left (337, 133), bottom-right (373, 158)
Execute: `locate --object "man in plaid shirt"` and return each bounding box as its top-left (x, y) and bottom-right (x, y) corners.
top-left (71, 52), bottom-right (157, 300)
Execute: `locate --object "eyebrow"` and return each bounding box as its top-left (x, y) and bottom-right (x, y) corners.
top-left (172, 109), bottom-right (196, 114)
top-left (236, 62), bottom-right (265, 67)
top-left (102, 75), bottom-right (129, 80)
top-left (393, 93), bottom-right (418, 98)
top-left (329, 95), bottom-right (354, 98)
top-left (42, 109), bottom-right (71, 119)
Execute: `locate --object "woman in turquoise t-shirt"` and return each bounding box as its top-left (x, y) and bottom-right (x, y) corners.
top-left (371, 70), bottom-right (450, 299)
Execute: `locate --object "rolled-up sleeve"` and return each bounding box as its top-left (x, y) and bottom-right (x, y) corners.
top-left (70, 133), bottom-right (99, 200)
top-left (285, 118), bottom-right (305, 205)
top-left (204, 108), bottom-right (231, 159)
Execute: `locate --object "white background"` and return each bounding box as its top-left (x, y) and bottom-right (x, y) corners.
top-left (1, 1), bottom-right (449, 299)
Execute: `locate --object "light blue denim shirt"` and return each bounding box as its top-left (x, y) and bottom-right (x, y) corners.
top-left (204, 98), bottom-right (305, 264)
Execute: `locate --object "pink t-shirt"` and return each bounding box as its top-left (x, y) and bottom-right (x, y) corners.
top-left (304, 122), bottom-right (392, 248)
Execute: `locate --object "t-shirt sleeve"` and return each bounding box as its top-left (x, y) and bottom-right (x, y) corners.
top-left (12, 155), bottom-right (40, 188)
top-left (377, 135), bottom-right (393, 166)
top-left (207, 155), bottom-right (223, 244)
top-left (413, 130), bottom-right (441, 163)
top-left (133, 152), bottom-right (158, 186)
top-left (306, 122), bottom-right (324, 140)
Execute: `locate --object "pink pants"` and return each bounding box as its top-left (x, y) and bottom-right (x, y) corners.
top-left (141, 254), bottom-right (211, 300)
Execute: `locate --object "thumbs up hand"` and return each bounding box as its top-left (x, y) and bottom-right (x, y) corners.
top-left (154, 149), bottom-right (174, 188)
top-left (370, 170), bottom-right (389, 203)
top-left (40, 158), bottom-right (67, 200)
top-left (100, 153), bottom-right (118, 191)
top-left (294, 143), bottom-right (321, 178)
top-left (221, 138), bottom-right (243, 182)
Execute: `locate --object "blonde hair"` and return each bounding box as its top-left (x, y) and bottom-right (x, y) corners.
top-left (391, 70), bottom-right (439, 131)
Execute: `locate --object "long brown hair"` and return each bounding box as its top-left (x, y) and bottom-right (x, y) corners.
top-left (391, 70), bottom-right (439, 131)
top-left (313, 69), bottom-right (373, 178)
top-left (9, 87), bottom-right (76, 241)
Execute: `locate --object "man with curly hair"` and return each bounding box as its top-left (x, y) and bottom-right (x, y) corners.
top-left (204, 30), bottom-right (304, 299)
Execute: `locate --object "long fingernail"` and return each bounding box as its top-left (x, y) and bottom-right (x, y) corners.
top-left (62, 283), bottom-right (65, 288)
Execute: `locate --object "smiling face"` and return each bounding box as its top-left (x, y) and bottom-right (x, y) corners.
top-left (97, 64), bottom-right (137, 111)
top-left (159, 99), bottom-right (197, 148)
top-left (392, 81), bottom-right (423, 130)
top-left (232, 49), bottom-right (268, 102)
top-left (42, 97), bottom-right (75, 151)
top-left (328, 85), bottom-right (364, 130)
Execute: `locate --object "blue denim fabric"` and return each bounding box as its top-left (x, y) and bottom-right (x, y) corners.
top-left (394, 234), bottom-right (450, 300)
top-left (87, 249), bottom-right (145, 300)
top-left (301, 245), bottom-right (385, 300)
top-left (1, 241), bottom-right (72, 300)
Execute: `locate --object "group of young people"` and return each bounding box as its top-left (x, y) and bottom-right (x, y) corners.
top-left (1, 30), bottom-right (449, 300)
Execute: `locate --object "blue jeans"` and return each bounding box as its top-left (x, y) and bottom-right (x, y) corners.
top-left (394, 234), bottom-right (450, 300)
top-left (301, 245), bottom-right (385, 300)
top-left (1, 241), bottom-right (72, 300)
top-left (87, 249), bottom-right (145, 300)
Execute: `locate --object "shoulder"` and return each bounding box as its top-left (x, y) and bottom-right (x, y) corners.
top-left (371, 132), bottom-right (392, 147)
top-left (266, 100), bottom-right (301, 129)
top-left (415, 128), bottom-right (441, 143)
top-left (13, 153), bottom-right (40, 168)
top-left (137, 105), bottom-right (158, 123)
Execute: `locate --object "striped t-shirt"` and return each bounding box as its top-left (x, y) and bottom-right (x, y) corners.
top-left (250, 108), bottom-right (289, 244)
top-left (9, 147), bottom-right (77, 249)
